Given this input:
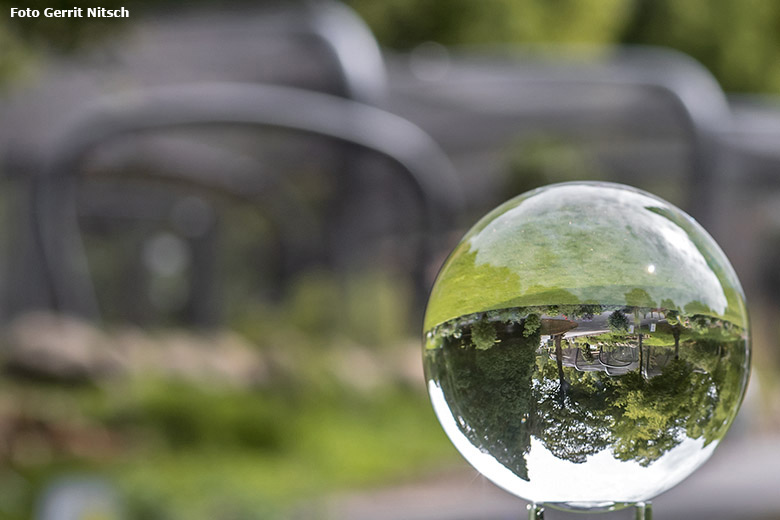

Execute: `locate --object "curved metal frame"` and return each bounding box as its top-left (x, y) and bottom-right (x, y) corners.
top-left (77, 135), bottom-right (326, 287)
top-left (400, 45), bottom-right (731, 224)
top-left (34, 82), bottom-right (463, 319)
top-left (298, 1), bottom-right (387, 104)
top-left (2, 0), bottom-right (389, 323)
top-left (598, 345), bottom-right (636, 368)
top-left (573, 348), bottom-right (601, 371)
top-left (76, 186), bottom-right (222, 326)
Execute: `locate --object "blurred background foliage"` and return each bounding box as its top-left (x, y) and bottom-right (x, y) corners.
top-left (5, 0), bottom-right (780, 93)
top-left (346, 0), bottom-right (632, 50)
top-left (620, 0), bottom-right (780, 93)
top-left (350, 0), bottom-right (780, 94)
top-left (1, 0), bottom-right (778, 518)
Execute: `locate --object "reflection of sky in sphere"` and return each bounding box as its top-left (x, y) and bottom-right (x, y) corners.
top-left (430, 381), bottom-right (717, 507)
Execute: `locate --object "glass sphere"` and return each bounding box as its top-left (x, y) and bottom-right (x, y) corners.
top-left (423, 182), bottom-right (750, 511)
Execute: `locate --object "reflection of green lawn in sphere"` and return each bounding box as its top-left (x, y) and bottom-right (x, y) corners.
top-left (424, 183), bottom-right (747, 331)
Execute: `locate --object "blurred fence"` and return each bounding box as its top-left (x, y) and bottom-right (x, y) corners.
top-left (3, 2), bottom-right (780, 332)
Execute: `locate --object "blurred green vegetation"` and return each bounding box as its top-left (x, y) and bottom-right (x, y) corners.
top-left (0, 334), bottom-right (455, 519)
top-left (0, 0), bottom-right (777, 516)
top-left (502, 135), bottom-right (609, 199)
top-left (0, 20), bottom-right (31, 85)
top-left (346, 0), bottom-right (633, 50)
top-left (3, 0), bottom-right (780, 94)
top-left (346, 0), bottom-right (780, 94)
top-left (620, 0), bottom-right (780, 94)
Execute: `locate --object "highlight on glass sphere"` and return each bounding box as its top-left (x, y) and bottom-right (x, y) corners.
top-left (422, 182), bottom-right (750, 513)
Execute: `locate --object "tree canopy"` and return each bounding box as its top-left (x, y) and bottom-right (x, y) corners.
top-left (427, 306), bottom-right (748, 477)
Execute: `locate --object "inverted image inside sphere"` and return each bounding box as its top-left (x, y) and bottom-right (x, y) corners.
top-left (423, 182), bottom-right (750, 511)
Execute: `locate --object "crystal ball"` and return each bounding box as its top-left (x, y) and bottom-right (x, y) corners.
top-left (423, 182), bottom-right (750, 511)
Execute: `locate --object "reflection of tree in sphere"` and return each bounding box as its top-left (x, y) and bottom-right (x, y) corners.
top-left (423, 182), bottom-right (750, 512)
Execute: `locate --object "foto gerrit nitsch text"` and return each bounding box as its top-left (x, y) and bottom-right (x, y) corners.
top-left (10, 7), bottom-right (129, 17)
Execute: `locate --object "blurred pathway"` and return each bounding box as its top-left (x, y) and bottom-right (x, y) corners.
top-left (318, 434), bottom-right (780, 520)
